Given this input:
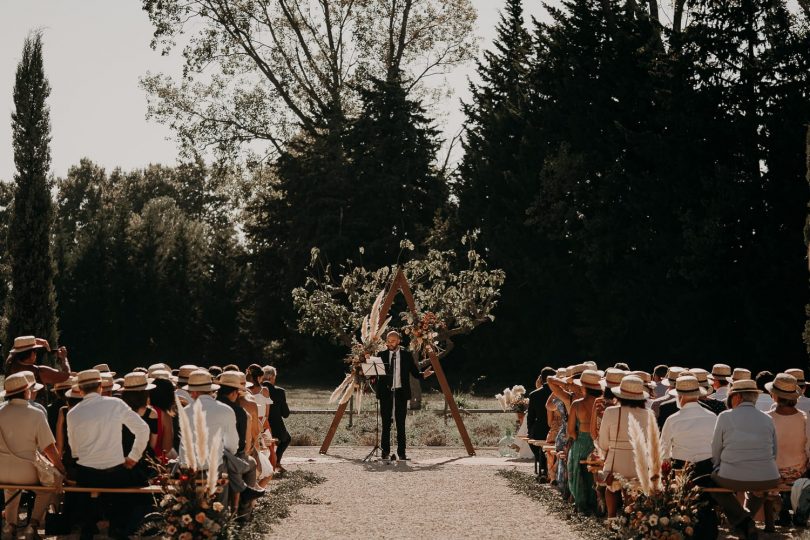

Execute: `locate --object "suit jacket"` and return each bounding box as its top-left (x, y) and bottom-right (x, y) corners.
top-left (526, 386), bottom-right (552, 440)
top-left (264, 383), bottom-right (290, 437)
top-left (657, 399), bottom-right (679, 431)
top-left (375, 348), bottom-right (421, 401)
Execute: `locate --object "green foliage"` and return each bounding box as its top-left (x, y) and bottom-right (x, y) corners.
top-left (5, 32), bottom-right (58, 346)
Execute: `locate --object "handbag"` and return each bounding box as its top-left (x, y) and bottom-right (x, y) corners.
top-left (0, 423), bottom-right (63, 488)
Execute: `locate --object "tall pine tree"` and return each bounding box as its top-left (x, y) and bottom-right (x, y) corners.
top-left (5, 32), bottom-right (58, 346)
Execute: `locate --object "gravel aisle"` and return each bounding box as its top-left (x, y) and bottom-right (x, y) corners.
top-left (265, 447), bottom-right (582, 540)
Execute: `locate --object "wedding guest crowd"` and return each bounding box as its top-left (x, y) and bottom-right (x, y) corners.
top-left (528, 360), bottom-right (810, 539)
top-left (0, 335), bottom-right (287, 540)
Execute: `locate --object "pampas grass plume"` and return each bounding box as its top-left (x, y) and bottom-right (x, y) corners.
top-left (175, 395), bottom-right (197, 470)
top-left (628, 414), bottom-right (652, 495)
top-left (193, 399), bottom-right (209, 469)
top-left (207, 429), bottom-right (222, 495)
top-left (647, 413), bottom-right (663, 492)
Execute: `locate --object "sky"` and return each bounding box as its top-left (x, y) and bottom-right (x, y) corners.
top-left (0, 0), bottom-right (555, 181)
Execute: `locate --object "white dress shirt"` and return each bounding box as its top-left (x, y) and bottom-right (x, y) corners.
top-left (67, 392), bottom-right (150, 469)
top-left (797, 395), bottom-right (810, 414)
top-left (179, 395), bottom-right (239, 467)
top-left (661, 401), bottom-right (717, 463)
top-left (713, 386), bottom-right (729, 402)
top-left (391, 348), bottom-right (401, 390)
top-left (756, 393), bottom-right (774, 412)
top-left (175, 388), bottom-right (193, 405)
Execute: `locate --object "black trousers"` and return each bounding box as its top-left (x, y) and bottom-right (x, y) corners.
top-left (379, 388), bottom-right (408, 456)
top-left (75, 464), bottom-right (149, 539)
top-left (529, 443), bottom-right (548, 476)
top-left (274, 429), bottom-right (292, 465)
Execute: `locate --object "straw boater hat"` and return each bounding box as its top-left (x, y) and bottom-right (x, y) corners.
top-left (176, 365), bottom-right (198, 384)
top-left (728, 378), bottom-right (760, 395)
top-left (148, 363), bottom-right (171, 375)
top-left (569, 364), bottom-right (586, 378)
top-left (556, 367), bottom-right (568, 378)
top-left (574, 369), bottom-right (603, 391)
top-left (660, 366), bottom-right (685, 387)
top-left (0, 372), bottom-right (36, 398)
top-left (93, 363), bottom-right (117, 377)
top-left (149, 369), bottom-right (174, 384)
top-left (183, 370), bottom-right (219, 392)
top-left (583, 361), bottom-right (598, 371)
top-left (765, 373), bottom-right (801, 400)
top-left (709, 364), bottom-right (732, 381)
top-left (18, 371), bottom-right (44, 393)
top-left (52, 377), bottom-right (76, 393)
top-left (121, 372), bottom-right (156, 392)
top-left (668, 375), bottom-right (708, 398)
top-left (602, 369), bottom-right (626, 389)
top-left (66, 369), bottom-right (103, 398)
top-left (785, 369), bottom-right (806, 388)
top-left (688, 368), bottom-right (714, 394)
top-left (731, 368), bottom-right (752, 382)
top-left (218, 371), bottom-right (250, 392)
top-left (9, 336), bottom-right (48, 354)
top-left (100, 372), bottom-right (121, 393)
top-left (612, 375), bottom-right (649, 401)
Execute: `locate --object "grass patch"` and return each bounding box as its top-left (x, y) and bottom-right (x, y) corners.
top-left (236, 470), bottom-right (325, 539)
top-left (497, 468), bottom-right (610, 540)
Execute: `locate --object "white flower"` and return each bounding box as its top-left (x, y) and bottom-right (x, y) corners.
top-left (659, 516), bottom-right (670, 527)
top-left (648, 514), bottom-right (659, 526)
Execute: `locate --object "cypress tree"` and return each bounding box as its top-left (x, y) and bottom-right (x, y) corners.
top-left (5, 32), bottom-right (58, 346)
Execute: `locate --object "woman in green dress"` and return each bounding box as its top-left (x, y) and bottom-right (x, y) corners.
top-left (566, 369), bottom-right (602, 514)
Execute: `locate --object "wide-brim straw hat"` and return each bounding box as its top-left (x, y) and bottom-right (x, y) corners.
top-left (660, 367), bottom-right (685, 387)
top-left (765, 373), bottom-right (801, 400)
top-left (121, 372), bottom-right (156, 392)
top-left (709, 363), bottom-right (732, 381)
top-left (688, 368), bottom-right (714, 394)
top-left (217, 370), bottom-right (252, 391)
top-left (183, 370), bottom-right (219, 392)
top-left (101, 373), bottom-right (121, 393)
top-left (668, 375), bottom-right (708, 397)
top-left (731, 368), bottom-right (752, 382)
top-left (149, 369), bottom-right (176, 384)
top-left (602, 368), bottom-right (626, 389)
top-left (785, 369), bottom-right (806, 388)
top-left (52, 377), bottom-right (76, 392)
top-left (0, 372), bottom-right (35, 398)
top-left (612, 375), bottom-right (649, 401)
top-left (176, 364), bottom-right (199, 384)
top-left (9, 335), bottom-right (47, 354)
top-left (18, 371), bottom-right (44, 393)
top-left (93, 363), bottom-right (117, 377)
top-left (728, 378), bottom-right (760, 395)
top-left (574, 369), bottom-right (603, 391)
top-left (65, 369), bottom-right (103, 398)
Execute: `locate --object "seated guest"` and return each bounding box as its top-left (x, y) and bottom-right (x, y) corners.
top-left (710, 364), bottom-right (732, 402)
top-left (179, 370), bottom-right (239, 465)
top-left (175, 365), bottom-right (198, 406)
top-left (119, 372), bottom-right (160, 479)
top-left (732, 367), bottom-right (752, 382)
top-left (67, 369), bottom-right (150, 540)
top-left (47, 378), bottom-right (73, 433)
top-left (526, 367), bottom-right (555, 481)
top-left (765, 373), bottom-right (809, 530)
top-left (0, 373), bottom-right (65, 540)
top-left (690, 368), bottom-right (726, 415)
top-left (19, 371), bottom-right (47, 416)
top-left (148, 375), bottom-right (177, 463)
top-left (55, 378), bottom-right (81, 478)
top-left (100, 372), bottom-right (120, 397)
top-left (598, 375), bottom-right (656, 518)
top-left (661, 376), bottom-right (717, 470)
top-left (4, 336), bottom-right (71, 386)
top-left (653, 367), bottom-right (684, 429)
top-left (567, 369), bottom-right (601, 515)
top-left (709, 378), bottom-right (780, 540)
top-left (755, 371), bottom-right (775, 412)
top-left (263, 367), bottom-right (292, 474)
top-left (785, 368), bottom-right (810, 413)
top-left (652, 364), bottom-right (669, 398)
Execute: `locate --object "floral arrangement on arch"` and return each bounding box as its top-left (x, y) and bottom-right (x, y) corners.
top-left (609, 415), bottom-right (705, 539)
top-left (152, 397), bottom-right (233, 539)
top-left (403, 311), bottom-right (446, 357)
top-left (495, 385), bottom-right (529, 414)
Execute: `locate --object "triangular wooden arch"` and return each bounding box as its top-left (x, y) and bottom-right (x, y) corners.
top-left (319, 268), bottom-right (476, 456)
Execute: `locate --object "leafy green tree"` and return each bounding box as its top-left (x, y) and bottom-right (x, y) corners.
top-left (5, 32), bottom-right (58, 346)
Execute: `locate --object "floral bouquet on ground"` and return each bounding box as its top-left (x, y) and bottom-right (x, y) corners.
top-left (609, 416), bottom-right (704, 539)
top-left (151, 397), bottom-right (233, 539)
top-left (495, 385), bottom-right (529, 414)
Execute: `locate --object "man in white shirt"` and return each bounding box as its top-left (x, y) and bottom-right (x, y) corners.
top-left (661, 376), bottom-right (717, 469)
top-left (178, 370), bottom-right (239, 464)
top-left (66, 369), bottom-right (150, 540)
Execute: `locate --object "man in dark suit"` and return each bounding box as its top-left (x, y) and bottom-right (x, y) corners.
top-left (375, 331), bottom-right (433, 460)
top-left (263, 367), bottom-right (291, 474)
top-left (526, 367), bottom-right (556, 481)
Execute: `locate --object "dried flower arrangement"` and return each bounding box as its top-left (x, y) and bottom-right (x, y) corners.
top-left (495, 385), bottom-right (529, 414)
top-left (609, 416), bottom-right (705, 539)
top-left (151, 397), bottom-right (233, 539)
top-left (403, 311), bottom-right (446, 358)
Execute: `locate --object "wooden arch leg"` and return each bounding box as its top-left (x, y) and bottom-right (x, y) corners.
top-left (428, 350), bottom-right (475, 456)
top-left (319, 400), bottom-right (349, 455)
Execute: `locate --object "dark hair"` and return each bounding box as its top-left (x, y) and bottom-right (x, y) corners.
top-left (586, 388), bottom-right (603, 398)
top-left (67, 395), bottom-right (82, 407)
top-left (603, 387), bottom-right (615, 401)
top-left (539, 367), bottom-right (556, 384)
top-left (247, 364), bottom-right (264, 384)
top-left (120, 390), bottom-right (149, 411)
top-left (216, 385), bottom-right (239, 402)
top-left (209, 366), bottom-right (223, 377)
top-left (653, 365), bottom-right (669, 378)
top-left (222, 364), bottom-right (239, 373)
top-left (618, 397), bottom-right (646, 408)
top-left (755, 371), bottom-right (775, 392)
top-left (776, 396), bottom-right (798, 408)
top-left (614, 362), bottom-right (630, 371)
top-left (150, 378), bottom-right (175, 411)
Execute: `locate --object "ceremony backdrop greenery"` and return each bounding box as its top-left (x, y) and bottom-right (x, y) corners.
top-left (2, 1), bottom-right (810, 381)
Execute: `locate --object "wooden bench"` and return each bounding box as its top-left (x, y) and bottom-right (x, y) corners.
top-left (0, 484), bottom-right (166, 498)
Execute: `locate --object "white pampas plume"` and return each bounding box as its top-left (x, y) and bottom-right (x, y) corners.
top-left (513, 385), bottom-right (527, 398)
top-left (360, 314), bottom-right (370, 344)
top-left (647, 413), bottom-right (663, 493)
top-left (329, 374), bottom-right (353, 404)
top-left (355, 385), bottom-right (364, 413)
top-left (175, 395), bottom-right (197, 470)
top-left (503, 388), bottom-right (514, 407)
top-left (206, 429), bottom-right (223, 496)
top-left (495, 393), bottom-right (507, 411)
top-left (369, 290), bottom-right (384, 339)
top-left (339, 380), bottom-right (355, 405)
top-left (628, 414), bottom-right (652, 495)
top-left (193, 399), bottom-right (209, 469)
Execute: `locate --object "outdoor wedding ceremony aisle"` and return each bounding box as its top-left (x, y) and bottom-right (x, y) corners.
top-left (267, 447), bottom-right (585, 539)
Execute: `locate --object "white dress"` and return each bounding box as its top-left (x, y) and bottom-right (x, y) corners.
top-left (515, 415), bottom-right (535, 459)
